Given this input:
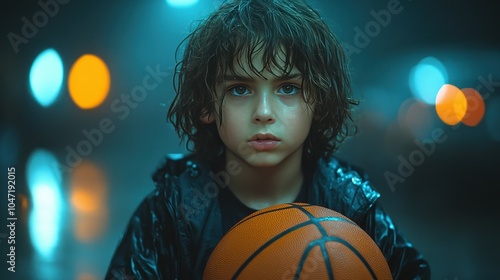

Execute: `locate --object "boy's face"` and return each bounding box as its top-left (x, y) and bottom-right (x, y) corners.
top-left (205, 49), bottom-right (314, 167)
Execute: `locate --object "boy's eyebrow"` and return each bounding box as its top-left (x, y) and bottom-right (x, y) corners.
top-left (221, 72), bottom-right (303, 83)
top-left (222, 74), bottom-right (254, 82)
top-left (276, 72), bottom-right (303, 81)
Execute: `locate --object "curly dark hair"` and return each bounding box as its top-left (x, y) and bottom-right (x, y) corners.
top-left (167, 0), bottom-right (357, 161)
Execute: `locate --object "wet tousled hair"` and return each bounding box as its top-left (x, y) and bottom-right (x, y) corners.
top-left (167, 0), bottom-right (357, 161)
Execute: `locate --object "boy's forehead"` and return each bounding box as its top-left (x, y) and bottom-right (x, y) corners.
top-left (222, 47), bottom-right (300, 79)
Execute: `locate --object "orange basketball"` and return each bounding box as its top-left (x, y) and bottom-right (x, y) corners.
top-left (203, 203), bottom-right (393, 280)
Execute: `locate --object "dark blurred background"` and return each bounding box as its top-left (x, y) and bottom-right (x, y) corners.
top-left (1, 0), bottom-right (499, 279)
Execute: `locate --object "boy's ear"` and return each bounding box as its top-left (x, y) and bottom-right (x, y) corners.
top-left (200, 109), bottom-right (215, 124)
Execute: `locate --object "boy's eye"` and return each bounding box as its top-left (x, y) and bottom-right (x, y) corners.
top-left (228, 86), bottom-right (250, 96)
top-left (278, 84), bottom-right (300, 95)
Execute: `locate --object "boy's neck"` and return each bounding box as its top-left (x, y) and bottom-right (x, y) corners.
top-left (223, 148), bottom-right (304, 210)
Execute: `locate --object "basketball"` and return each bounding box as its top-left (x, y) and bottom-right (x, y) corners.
top-left (203, 203), bottom-right (393, 280)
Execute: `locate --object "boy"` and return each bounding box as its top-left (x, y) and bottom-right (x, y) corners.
top-left (106, 0), bottom-right (430, 279)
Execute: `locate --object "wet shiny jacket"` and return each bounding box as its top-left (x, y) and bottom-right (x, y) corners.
top-left (106, 154), bottom-right (430, 279)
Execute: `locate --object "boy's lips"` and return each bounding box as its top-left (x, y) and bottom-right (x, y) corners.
top-left (248, 133), bottom-right (280, 141)
top-left (248, 133), bottom-right (280, 151)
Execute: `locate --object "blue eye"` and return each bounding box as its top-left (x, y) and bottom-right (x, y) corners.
top-left (278, 84), bottom-right (300, 95)
top-left (228, 86), bottom-right (250, 96)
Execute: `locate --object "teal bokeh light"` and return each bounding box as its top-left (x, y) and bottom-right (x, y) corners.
top-left (166, 0), bottom-right (199, 8)
top-left (26, 149), bottom-right (64, 259)
top-left (409, 57), bottom-right (448, 105)
top-left (29, 48), bottom-right (64, 107)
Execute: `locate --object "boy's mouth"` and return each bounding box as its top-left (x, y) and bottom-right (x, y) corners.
top-left (248, 133), bottom-right (280, 141)
top-left (248, 133), bottom-right (280, 151)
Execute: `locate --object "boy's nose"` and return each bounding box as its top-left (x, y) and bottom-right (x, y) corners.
top-left (252, 92), bottom-right (275, 124)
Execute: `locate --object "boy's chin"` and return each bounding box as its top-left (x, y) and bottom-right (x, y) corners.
top-left (236, 153), bottom-right (290, 169)
top-left (225, 147), bottom-right (303, 169)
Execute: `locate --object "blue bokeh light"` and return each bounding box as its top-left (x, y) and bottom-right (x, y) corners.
top-left (26, 149), bottom-right (64, 259)
top-left (409, 57), bottom-right (448, 105)
top-left (166, 0), bottom-right (199, 8)
top-left (29, 48), bottom-right (64, 107)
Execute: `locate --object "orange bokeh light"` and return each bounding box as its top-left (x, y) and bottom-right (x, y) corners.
top-left (68, 54), bottom-right (110, 109)
top-left (18, 193), bottom-right (29, 224)
top-left (69, 161), bottom-right (108, 242)
top-left (460, 88), bottom-right (485, 127)
top-left (77, 273), bottom-right (97, 280)
top-left (435, 84), bottom-right (467, 125)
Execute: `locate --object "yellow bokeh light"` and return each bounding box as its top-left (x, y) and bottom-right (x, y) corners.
top-left (461, 88), bottom-right (485, 127)
top-left (435, 84), bottom-right (467, 125)
top-left (68, 54), bottom-right (110, 109)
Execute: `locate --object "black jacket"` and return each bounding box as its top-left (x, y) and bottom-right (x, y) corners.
top-left (106, 154), bottom-right (430, 279)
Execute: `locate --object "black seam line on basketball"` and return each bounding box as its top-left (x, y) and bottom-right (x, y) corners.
top-left (227, 203), bottom-right (316, 235)
top-left (289, 203), bottom-right (357, 239)
top-left (288, 203), bottom-right (329, 237)
top-left (231, 220), bottom-right (313, 280)
top-left (326, 236), bottom-right (379, 280)
top-left (230, 217), bottom-right (354, 280)
top-left (294, 240), bottom-right (335, 280)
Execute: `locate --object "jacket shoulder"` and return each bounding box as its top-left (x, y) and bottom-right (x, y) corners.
top-left (152, 153), bottom-right (198, 182)
top-left (311, 156), bottom-right (381, 224)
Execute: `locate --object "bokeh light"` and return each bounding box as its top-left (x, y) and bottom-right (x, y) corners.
top-left (77, 273), bottom-right (98, 280)
top-left (68, 54), bottom-right (110, 109)
top-left (70, 161), bottom-right (108, 242)
top-left (29, 48), bottom-right (64, 107)
top-left (18, 193), bottom-right (29, 224)
top-left (26, 149), bottom-right (64, 259)
top-left (166, 0), bottom-right (199, 8)
top-left (435, 84), bottom-right (467, 125)
top-left (409, 57), bottom-right (448, 105)
top-left (167, 153), bottom-right (185, 160)
top-left (461, 88), bottom-right (485, 127)
top-left (396, 98), bottom-right (434, 139)
top-left (397, 98), bottom-right (416, 128)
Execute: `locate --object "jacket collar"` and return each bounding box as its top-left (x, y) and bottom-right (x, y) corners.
top-left (156, 154), bottom-right (380, 226)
